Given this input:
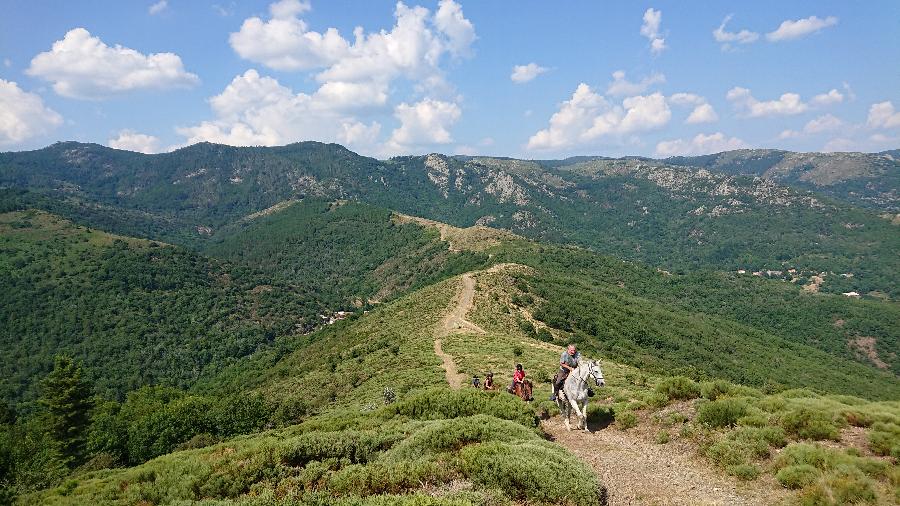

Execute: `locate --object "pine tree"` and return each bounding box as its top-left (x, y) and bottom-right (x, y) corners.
top-left (39, 356), bottom-right (93, 466)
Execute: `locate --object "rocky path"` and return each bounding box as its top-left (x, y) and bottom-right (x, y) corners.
top-left (543, 418), bottom-right (785, 506)
top-left (434, 274), bottom-right (484, 388)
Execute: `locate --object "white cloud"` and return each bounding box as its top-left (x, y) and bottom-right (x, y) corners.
top-left (177, 69), bottom-right (382, 153)
top-left (640, 8), bottom-right (666, 55)
top-left (655, 132), bottom-right (746, 157)
top-left (686, 103), bottom-right (718, 124)
top-left (386, 98), bottom-right (461, 153)
top-left (713, 15), bottom-right (759, 49)
top-left (803, 114), bottom-right (843, 134)
top-left (230, 0), bottom-right (474, 86)
top-left (766, 15), bottom-right (838, 42)
top-left (669, 93), bottom-right (717, 124)
top-left (606, 70), bottom-right (665, 97)
top-left (511, 63), bottom-right (548, 83)
top-left (148, 0), bottom-right (168, 15)
top-left (108, 130), bottom-right (161, 153)
top-left (867, 101), bottom-right (900, 129)
top-left (0, 79), bottom-right (63, 146)
top-left (526, 84), bottom-right (670, 151)
top-left (2, 58), bottom-right (10, 67)
top-left (822, 137), bottom-right (855, 152)
top-left (779, 129), bottom-right (801, 140)
top-left (726, 86), bottom-right (808, 117)
top-left (811, 89), bottom-right (843, 106)
top-left (26, 28), bottom-right (198, 99)
top-left (434, 0), bottom-right (477, 57)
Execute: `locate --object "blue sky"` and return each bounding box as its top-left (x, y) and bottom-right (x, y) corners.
top-left (1, 0), bottom-right (898, 158)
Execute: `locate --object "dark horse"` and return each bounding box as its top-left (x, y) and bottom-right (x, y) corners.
top-left (508, 379), bottom-right (534, 401)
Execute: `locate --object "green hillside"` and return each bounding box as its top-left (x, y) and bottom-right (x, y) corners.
top-left (3, 142), bottom-right (898, 297)
top-left (0, 203), bottom-right (482, 406)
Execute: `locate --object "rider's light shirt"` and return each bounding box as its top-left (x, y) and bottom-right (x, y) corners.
top-left (560, 351), bottom-right (580, 372)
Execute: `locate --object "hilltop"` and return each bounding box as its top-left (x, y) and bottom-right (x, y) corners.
top-left (2, 142), bottom-right (898, 297)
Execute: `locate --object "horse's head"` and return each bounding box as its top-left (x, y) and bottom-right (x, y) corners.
top-left (587, 360), bottom-right (605, 387)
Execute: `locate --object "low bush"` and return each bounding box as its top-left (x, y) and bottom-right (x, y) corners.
top-left (616, 411), bottom-right (637, 431)
top-left (726, 463), bottom-right (760, 481)
top-left (460, 440), bottom-right (606, 504)
top-left (697, 398), bottom-right (750, 428)
top-left (868, 422), bottom-right (900, 458)
top-left (384, 388), bottom-right (538, 428)
top-left (776, 464), bottom-right (820, 489)
top-left (700, 380), bottom-right (733, 401)
top-left (779, 407), bottom-right (842, 441)
top-left (586, 405), bottom-right (615, 427)
top-left (655, 431), bottom-right (670, 444)
top-left (797, 467), bottom-right (877, 506)
top-left (655, 376), bottom-right (701, 401)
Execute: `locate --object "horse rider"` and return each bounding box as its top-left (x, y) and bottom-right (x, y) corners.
top-left (471, 375), bottom-right (480, 388)
top-left (509, 363), bottom-right (526, 392)
top-left (550, 344), bottom-right (580, 401)
top-left (483, 372), bottom-right (495, 390)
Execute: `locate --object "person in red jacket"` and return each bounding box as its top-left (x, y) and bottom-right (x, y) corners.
top-left (509, 363), bottom-right (525, 391)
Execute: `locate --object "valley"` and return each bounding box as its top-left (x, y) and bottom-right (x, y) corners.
top-left (1, 145), bottom-right (898, 505)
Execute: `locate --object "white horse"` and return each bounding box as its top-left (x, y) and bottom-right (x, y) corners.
top-left (556, 359), bottom-right (605, 431)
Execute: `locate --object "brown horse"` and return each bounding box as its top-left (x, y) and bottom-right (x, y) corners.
top-left (508, 379), bottom-right (533, 401)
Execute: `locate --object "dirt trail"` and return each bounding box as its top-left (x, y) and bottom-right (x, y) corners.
top-left (544, 418), bottom-right (784, 506)
top-left (434, 274), bottom-right (485, 388)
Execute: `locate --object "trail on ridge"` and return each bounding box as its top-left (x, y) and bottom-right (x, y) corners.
top-left (434, 274), bottom-right (484, 388)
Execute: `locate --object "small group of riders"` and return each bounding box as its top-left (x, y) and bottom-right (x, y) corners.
top-left (471, 343), bottom-right (584, 402)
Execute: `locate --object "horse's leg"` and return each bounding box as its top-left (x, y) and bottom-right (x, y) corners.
top-left (570, 397), bottom-right (586, 430)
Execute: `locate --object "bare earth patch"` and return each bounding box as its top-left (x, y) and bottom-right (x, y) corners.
top-left (848, 336), bottom-right (888, 369)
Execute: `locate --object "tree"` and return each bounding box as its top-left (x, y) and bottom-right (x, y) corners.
top-left (39, 356), bottom-right (93, 466)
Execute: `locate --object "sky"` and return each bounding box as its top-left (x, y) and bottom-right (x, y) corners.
top-left (1, 0), bottom-right (899, 159)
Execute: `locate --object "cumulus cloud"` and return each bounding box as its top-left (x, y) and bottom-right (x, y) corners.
top-left (779, 129), bottom-right (800, 140)
top-left (712, 14), bottom-right (759, 49)
top-left (386, 98), bottom-right (461, 153)
top-left (148, 0), bottom-right (168, 15)
top-left (655, 132), bottom-right (746, 157)
top-left (108, 130), bottom-right (161, 153)
top-left (811, 89), bottom-right (843, 106)
top-left (0, 79), bottom-right (63, 146)
top-left (640, 8), bottom-right (666, 55)
top-left (803, 114), bottom-right (843, 134)
top-left (669, 93), bottom-right (718, 124)
top-left (526, 83), bottom-right (670, 151)
top-left (606, 70), bottom-right (665, 97)
top-left (726, 86), bottom-right (808, 117)
top-left (177, 69), bottom-right (383, 152)
top-left (867, 101), bottom-right (900, 129)
top-left (511, 63), bottom-right (548, 83)
top-left (766, 15), bottom-right (838, 42)
top-left (230, 0), bottom-right (474, 85)
top-left (26, 28), bottom-right (199, 99)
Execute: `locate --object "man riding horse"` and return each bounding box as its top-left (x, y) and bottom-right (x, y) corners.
top-left (550, 344), bottom-right (580, 401)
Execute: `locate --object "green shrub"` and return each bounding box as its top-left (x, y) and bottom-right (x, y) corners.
top-left (868, 422), bottom-right (900, 458)
top-left (726, 463), bottom-right (760, 481)
top-left (780, 407), bottom-right (841, 441)
top-left (586, 405), bottom-right (615, 427)
top-left (655, 431), bottom-right (670, 444)
top-left (536, 328), bottom-right (554, 342)
top-left (655, 376), bottom-right (701, 401)
top-left (616, 411), bottom-right (637, 431)
top-left (700, 380), bottom-right (733, 401)
top-left (460, 440), bottom-right (606, 504)
top-left (697, 398), bottom-right (750, 428)
top-left (798, 467), bottom-right (877, 506)
top-left (384, 415), bottom-right (534, 460)
top-left (776, 464), bottom-right (820, 489)
top-left (384, 388), bottom-right (538, 428)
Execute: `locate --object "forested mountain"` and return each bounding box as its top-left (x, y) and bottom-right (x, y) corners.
top-left (661, 149), bottom-right (900, 212)
top-left (0, 202), bottom-right (481, 406)
top-left (2, 142), bottom-right (898, 297)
